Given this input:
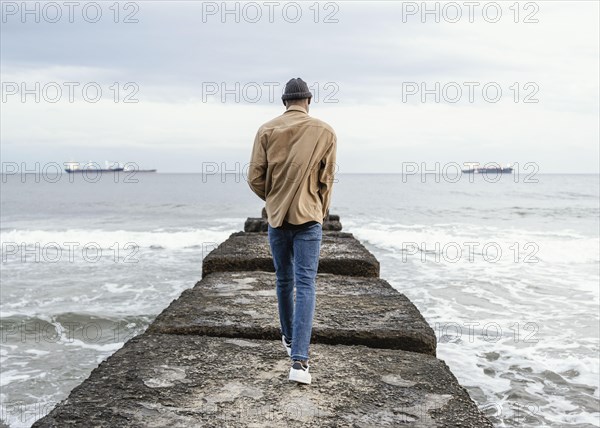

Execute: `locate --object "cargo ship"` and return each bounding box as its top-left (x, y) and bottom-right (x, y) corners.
top-left (65, 161), bottom-right (123, 173)
top-left (64, 161), bottom-right (156, 173)
top-left (461, 163), bottom-right (513, 174)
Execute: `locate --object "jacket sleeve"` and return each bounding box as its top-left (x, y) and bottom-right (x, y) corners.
top-left (248, 129), bottom-right (267, 201)
top-left (318, 135), bottom-right (337, 220)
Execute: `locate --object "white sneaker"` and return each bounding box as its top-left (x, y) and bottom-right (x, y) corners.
top-left (281, 335), bottom-right (292, 357)
top-left (289, 360), bottom-right (311, 384)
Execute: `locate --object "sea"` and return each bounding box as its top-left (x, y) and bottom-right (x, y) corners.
top-left (1, 172), bottom-right (598, 427)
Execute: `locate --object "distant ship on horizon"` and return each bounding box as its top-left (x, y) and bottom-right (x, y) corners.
top-left (64, 161), bottom-right (157, 173)
top-left (461, 163), bottom-right (513, 174)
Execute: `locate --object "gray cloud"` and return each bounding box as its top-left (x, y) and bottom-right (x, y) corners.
top-left (1, 1), bottom-right (598, 172)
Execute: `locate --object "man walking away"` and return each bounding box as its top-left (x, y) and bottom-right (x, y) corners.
top-left (248, 77), bottom-right (337, 385)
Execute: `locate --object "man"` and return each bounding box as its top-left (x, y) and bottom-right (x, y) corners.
top-left (248, 77), bottom-right (337, 385)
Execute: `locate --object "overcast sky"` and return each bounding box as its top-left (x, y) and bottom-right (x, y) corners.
top-left (1, 1), bottom-right (598, 173)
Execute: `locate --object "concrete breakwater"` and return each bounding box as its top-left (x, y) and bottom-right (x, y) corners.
top-left (33, 213), bottom-right (493, 427)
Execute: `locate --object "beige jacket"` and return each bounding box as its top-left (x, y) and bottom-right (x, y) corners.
top-left (248, 105), bottom-right (337, 228)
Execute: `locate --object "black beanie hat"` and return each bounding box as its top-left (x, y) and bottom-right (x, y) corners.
top-left (281, 77), bottom-right (312, 105)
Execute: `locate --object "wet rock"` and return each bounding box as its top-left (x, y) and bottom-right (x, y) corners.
top-left (32, 334), bottom-right (493, 428)
top-left (244, 218), bottom-right (267, 232)
top-left (202, 232), bottom-right (380, 278)
top-left (147, 271), bottom-right (436, 355)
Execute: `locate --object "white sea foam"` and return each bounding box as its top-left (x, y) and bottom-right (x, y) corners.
top-left (24, 349), bottom-right (51, 357)
top-left (0, 369), bottom-right (32, 387)
top-left (0, 228), bottom-right (232, 250)
top-left (61, 338), bottom-right (124, 353)
top-left (349, 222), bottom-right (599, 265)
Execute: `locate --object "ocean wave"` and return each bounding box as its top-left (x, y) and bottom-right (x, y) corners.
top-left (0, 228), bottom-right (233, 250)
top-left (347, 222), bottom-right (600, 265)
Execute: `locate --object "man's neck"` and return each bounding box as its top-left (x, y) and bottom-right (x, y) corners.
top-left (285, 104), bottom-right (308, 114)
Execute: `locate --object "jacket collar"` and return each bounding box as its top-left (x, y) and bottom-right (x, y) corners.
top-left (284, 105), bottom-right (308, 114)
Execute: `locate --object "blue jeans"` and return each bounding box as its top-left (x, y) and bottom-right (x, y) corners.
top-left (267, 222), bottom-right (322, 361)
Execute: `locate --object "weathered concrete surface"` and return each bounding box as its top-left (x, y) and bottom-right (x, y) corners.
top-left (32, 334), bottom-right (493, 428)
top-left (202, 232), bottom-right (380, 278)
top-left (244, 217), bottom-right (343, 232)
top-left (147, 271), bottom-right (436, 355)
